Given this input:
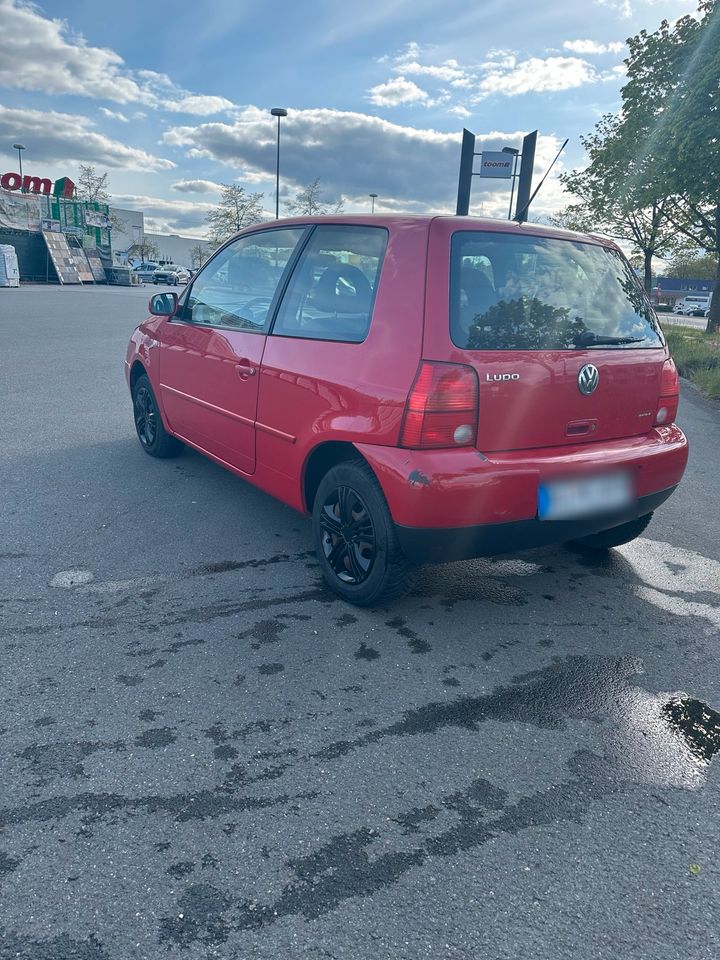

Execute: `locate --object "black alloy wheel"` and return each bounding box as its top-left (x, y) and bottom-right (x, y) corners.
top-left (131, 373), bottom-right (183, 458)
top-left (134, 383), bottom-right (157, 449)
top-left (319, 484), bottom-right (376, 585)
top-left (312, 459), bottom-right (414, 605)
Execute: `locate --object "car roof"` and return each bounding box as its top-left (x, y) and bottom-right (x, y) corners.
top-left (233, 214), bottom-right (616, 250)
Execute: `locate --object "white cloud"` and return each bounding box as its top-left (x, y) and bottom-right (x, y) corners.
top-left (162, 108), bottom-right (568, 217)
top-left (476, 56), bottom-right (600, 98)
top-left (0, 103), bottom-right (175, 170)
top-left (396, 59), bottom-right (474, 87)
top-left (0, 0), bottom-right (144, 101)
top-left (592, 0), bottom-right (666, 17)
top-left (163, 95), bottom-right (235, 115)
top-left (235, 169), bottom-right (271, 185)
top-left (448, 105), bottom-right (472, 118)
top-left (480, 49), bottom-right (519, 70)
top-left (0, 0), bottom-right (236, 114)
top-left (368, 77), bottom-right (431, 106)
top-left (593, 0), bottom-right (633, 17)
top-left (376, 43), bottom-right (605, 109)
top-left (171, 179), bottom-right (222, 194)
top-left (113, 193), bottom-right (215, 234)
top-left (563, 39), bottom-right (625, 54)
top-left (99, 107), bottom-right (129, 122)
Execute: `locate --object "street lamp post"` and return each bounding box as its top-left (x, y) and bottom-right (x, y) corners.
top-left (12, 143), bottom-right (25, 192)
top-left (270, 108), bottom-right (287, 220)
top-left (369, 193), bottom-right (378, 213)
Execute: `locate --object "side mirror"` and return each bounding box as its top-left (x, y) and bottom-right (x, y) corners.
top-left (149, 292), bottom-right (178, 316)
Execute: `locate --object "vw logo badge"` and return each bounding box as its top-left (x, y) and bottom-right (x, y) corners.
top-left (578, 363), bottom-right (599, 395)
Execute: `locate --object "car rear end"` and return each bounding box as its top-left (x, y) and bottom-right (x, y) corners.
top-left (358, 217), bottom-right (688, 562)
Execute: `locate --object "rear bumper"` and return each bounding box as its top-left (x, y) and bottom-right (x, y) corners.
top-left (354, 424), bottom-right (688, 563)
top-left (396, 486), bottom-right (675, 563)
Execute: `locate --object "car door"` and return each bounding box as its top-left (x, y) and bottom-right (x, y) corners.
top-left (157, 226), bottom-right (305, 475)
top-left (257, 223), bottom-right (416, 500)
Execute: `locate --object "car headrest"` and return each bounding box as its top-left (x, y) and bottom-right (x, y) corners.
top-left (310, 263), bottom-right (372, 314)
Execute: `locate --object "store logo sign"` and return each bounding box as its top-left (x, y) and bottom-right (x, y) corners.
top-left (0, 172), bottom-right (75, 198)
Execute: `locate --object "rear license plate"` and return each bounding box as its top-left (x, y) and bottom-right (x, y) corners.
top-left (538, 471), bottom-right (633, 521)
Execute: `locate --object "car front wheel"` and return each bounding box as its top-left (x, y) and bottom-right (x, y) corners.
top-left (312, 459), bottom-right (414, 606)
top-left (132, 373), bottom-right (183, 458)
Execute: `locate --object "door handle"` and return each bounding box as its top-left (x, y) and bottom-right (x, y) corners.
top-left (236, 362), bottom-right (257, 379)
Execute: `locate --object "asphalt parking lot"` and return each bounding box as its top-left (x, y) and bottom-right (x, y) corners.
top-left (1, 285), bottom-right (720, 960)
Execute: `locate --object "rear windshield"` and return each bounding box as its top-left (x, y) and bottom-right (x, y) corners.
top-left (450, 231), bottom-right (664, 351)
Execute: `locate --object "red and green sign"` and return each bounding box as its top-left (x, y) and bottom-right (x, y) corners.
top-left (0, 172), bottom-right (76, 198)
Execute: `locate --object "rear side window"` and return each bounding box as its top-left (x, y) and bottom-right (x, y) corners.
top-left (272, 225), bottom-right (387, 343)
top-left (450, 231), bottom-right (664, 351)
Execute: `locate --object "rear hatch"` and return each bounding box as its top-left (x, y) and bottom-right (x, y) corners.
top-left (425, 223), bottom-right (668, 453)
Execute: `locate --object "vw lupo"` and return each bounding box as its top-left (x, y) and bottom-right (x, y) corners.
top-left (126, 216), bottom-right (688, 605)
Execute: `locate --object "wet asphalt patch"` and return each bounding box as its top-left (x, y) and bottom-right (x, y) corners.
top-left (5, 492), bottom-right (720, 956)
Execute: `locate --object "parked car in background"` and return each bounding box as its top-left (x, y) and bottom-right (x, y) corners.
top-left (126, 215), bottom-right (688, 605)
top-left (132, 263), bottom-right (159, 283)
top-left (153, 264), bottom-right (190, 286)
top-left (674, 294), bottom-right (712, 316)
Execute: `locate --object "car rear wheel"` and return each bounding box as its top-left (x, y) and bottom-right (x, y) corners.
top-left (312, 459), bottom-right (414, 606)
top-left (571, 512), bottom-right (653, 550)
top-left (132, 374), bottom-right (183, 458)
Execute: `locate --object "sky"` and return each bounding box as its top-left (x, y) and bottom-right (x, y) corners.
top-left (0, 0), bottom-right (699, 238)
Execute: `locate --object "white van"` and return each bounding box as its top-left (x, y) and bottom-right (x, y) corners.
top-left (674, 294), bottom-right (712, 316)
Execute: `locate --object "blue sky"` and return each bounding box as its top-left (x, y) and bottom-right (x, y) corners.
top-left (0, 0), bottom-right (698, 236)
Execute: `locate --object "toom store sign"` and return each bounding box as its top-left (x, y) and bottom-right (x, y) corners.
top-left (0, 172), bottom-right (75, 198)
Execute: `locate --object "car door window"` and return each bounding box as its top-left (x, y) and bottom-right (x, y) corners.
top-left (272, 225), bottom-right (388, 343)
top-left (182, 228), bottom-right (305, 332)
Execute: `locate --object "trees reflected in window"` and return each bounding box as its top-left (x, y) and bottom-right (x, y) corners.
top-left (451, 232), bottom-right (663, 351)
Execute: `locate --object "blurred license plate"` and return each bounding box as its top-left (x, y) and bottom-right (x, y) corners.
top-left (538, 471), bottom-right (633, 521)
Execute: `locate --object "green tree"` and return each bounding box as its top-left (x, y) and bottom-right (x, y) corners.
top-left (547, 205), bottom-right (594, 233)
top-left (621, 0), bottom-right (720, 331)
top-left (558, 114), bottom-right (678, 293)
top-left (664, 251), bottom-right (719, 281)
top-left (205, 184), bottom-right (265, 245)
top-left (285, 177), bottom-right (344, 217)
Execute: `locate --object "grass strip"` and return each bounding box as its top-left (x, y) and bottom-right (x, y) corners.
top-left (662, 324), bottom-right (720, 400)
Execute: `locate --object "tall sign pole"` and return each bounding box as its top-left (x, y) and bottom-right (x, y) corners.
top-left (513, 130), bottom-right (537, 223)
top-left (455, 128), bottom-right (476, 216)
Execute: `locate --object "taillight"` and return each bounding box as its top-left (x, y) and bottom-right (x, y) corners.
top-left (400, 361), bottom-right (479, 448)
top-left (654, 357), bottom-right (679, 425)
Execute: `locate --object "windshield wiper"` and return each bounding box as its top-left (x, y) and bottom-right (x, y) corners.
top-left (573, 331), bottom-right (646, 348)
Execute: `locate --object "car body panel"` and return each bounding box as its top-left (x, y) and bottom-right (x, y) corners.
top-left (156, 319), bottom-right (264, 475)
top-left (355, 422), bottom-right (687, 530)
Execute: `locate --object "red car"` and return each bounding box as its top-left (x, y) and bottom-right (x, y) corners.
top-left (125, 216), bottom-right (688, 605)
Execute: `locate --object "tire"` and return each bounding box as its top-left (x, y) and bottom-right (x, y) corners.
top-left (132, 373), bottom-right (183, 458)
top-left (312, 459), bottom-right (414, 606)
top-left (571, 512), bottom-right (653, 550)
